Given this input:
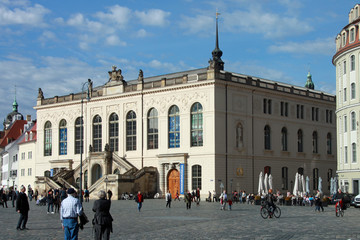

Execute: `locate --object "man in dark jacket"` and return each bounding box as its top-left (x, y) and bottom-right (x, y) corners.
top-left (16, 185), bottom-right (30, 230)
top-left (92, 190), bottom-right (113, 240)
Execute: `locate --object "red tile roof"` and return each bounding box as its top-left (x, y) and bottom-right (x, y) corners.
top-left (0, 120), bottom-right (28, 147)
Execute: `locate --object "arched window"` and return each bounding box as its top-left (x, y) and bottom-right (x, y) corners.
top-left (351, 55), bottom-right (356, 71)
top-left (113, 168), bottom-right (120, 174)
top-left (297, 129), bottom-right (303, 152)
top-left (93, 115), bottom-right (102, 152)
top-left (351, 112), bottom-right (356, 131)
top-left (191, 102), bottom-right (203, 147)
top-left (59, 119), bottom-right (67, 155)
top-left (282, 167), bottom-right (288, 190)
top-left (109, 113), bottom-right (119, 152)
top-left (351, 83), bottom-right (356, 99)
top-left (352, 143), bottom-right (357, 163)
top-left (169, 105), bottom-right (180, 148)
top-left (313, 168), bottom-right (319, 190)
top-left (44, 121), bottom-right (52, 156)
top-left (327, 133), bottom-right (332, 154)
top-left (236, 123), bottom-right (244, 148)
top-left (264, 125), bottom-right (271, 150)
top-left (264, 166), bottom-right (271, 175)
top-left (192, 165), bottom-right (202, 190)
top-left (75, 117), bottom-right (83, 154)
top-left (281, 127), bottom-right (287, 151)
top-left (312, 131), bottom-right (318, 153)
top-left (147, 108), bottom-right (158, 149)
top-left (126, 111), bottom-right (136, 151)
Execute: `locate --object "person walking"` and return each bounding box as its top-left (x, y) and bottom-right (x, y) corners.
top-left (92, 190), bottom-right (113, 240)
top-left (107, 190), bottom-right (112, 200)
top-left (315, 190), bottom-right (324, 212)
top-left (16, 185), bottom-right (30, 230)
top-left (220, 190), bottom-right (227, 210)
top-left (34, 189), bottom-right (38, 201)
top-left (174, 191), bottom-right (180, 201)
top-left (196, 188), bottom-right (201, 205)
top-left (212, 190), bottom-right (217, 202)
top-left (185, 190), bottom-right (192, 209)
top-left (60, 188), bottom-right (83, 240)
top-left (47, 189), bottom-right (55, 214)
top-left (12, 187), bottom-right (17, 207)
top-left (60, 187), bottom-right (67, 202)
top-left (2, 189), bottom-right (8, 208)
top-left (165, 190), bottom-right (172, 208)
top-left (135, 191), bottom-right (144, 212)
top-left (84, 188), bottom-right (90, 202)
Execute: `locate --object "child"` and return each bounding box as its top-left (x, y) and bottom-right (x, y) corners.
top-left (228, 199), bottom-right (233, 210)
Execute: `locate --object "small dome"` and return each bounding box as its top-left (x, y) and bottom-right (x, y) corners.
top-left (305, 71), bottom-right (315, 90)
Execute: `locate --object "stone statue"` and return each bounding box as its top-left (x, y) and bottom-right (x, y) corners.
top-left (38, 88), bottom-right (44, 99)
top-left (104, 143), bottom-right (112, 175)
top-left (88, 79), bottom-right (93, 98)
top-left (108, 65), bottom-right (124, 82)
top-left (138, 69), bottom-right (144, 82)
top-left (89, 144), bottom-right (93, 152)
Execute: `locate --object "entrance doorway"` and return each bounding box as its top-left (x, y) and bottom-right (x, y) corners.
top-left (92, 164), bottom-right (102, 185)
top-left (354, 180), bottom-right (359, 195)
top-left (168, 169), bottom-right (180, 198)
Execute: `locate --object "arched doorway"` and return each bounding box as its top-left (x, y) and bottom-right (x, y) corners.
top-left (167, 169), bottom-right (180, 198)
top-left (92, 164), bottom-right (102, 185)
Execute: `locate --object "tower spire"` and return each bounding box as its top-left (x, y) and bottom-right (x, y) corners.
top-left (12, 85), bottom-right (18, 112)
top-left (208, 10), bottom-right (224, 71)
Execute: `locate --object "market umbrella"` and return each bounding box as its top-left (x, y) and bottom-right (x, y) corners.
top-left (258, 172), bottom-right (264, 196)
top-left (301, 175), bottom-right (306, 194)
top-left (293, 172), bottom-right (299, 196)
top-left (306, 176), bottom-right (310, 193)
top-left (264, 173), bottom-right (269, 194)
top-left (318, 177), bottom-right (323, 193)
top-left (268, 174), bottom-right (273, 190)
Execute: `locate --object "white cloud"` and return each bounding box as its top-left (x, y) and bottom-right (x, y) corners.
top-left (105, 35), bottom-right (126, 46)
top-left (95, 5), bottom-right (131, 28)
top-left (148, 59), bottom-right (182, 72)
top-left (67, 13), bottom-right (108, 34)
top-left (179, 14), bottom-right (213, 35)
top-left (224, 7), bottom-right (313, 38)
top-left (0, 3), bottom-right (50, 26)
top-left (268, 37), bottom-right (335, 56)
top-left (136, 29), bottom-right (148, 38)
top-left (135, 9), bottom-right (170, 26)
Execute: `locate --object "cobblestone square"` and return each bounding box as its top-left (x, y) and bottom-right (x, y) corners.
top-left (1, 199), bottom-right (360, 240)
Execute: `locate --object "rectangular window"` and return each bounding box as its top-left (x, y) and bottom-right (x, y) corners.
top-left (280, 102), bottom-right (288, 117)
top-left (342, 34), bottom-right (346, 47)
top-left (344, 116), bottom-right (347, 132)
top-left (28, 151), bottom-right (32, 159)
top-left (21, 169), bottom-right (25, 176)
top-left (344, 88), bottom-right (347, 101)
top-left (326, 110), bottom-right (329, 123)
top-left (345, 146), bottom-right (348, 163)
top-left (344, 61), bottom-right (346, 74)
top-left (350, 28), bottom-right (355, 42)
top-left (21, 152), bottom-right (25, 160)
top-left (28, 168), bottom-right (32, 176)
top-left (312, 107), bottom-right (315, 121)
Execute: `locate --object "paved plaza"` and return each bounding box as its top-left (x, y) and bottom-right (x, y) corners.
top-left (1, 199), bottom-right (360, 240)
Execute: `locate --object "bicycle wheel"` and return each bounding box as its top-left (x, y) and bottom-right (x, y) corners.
top-left (260, 207), bottom-right (269, 219)
top-left (335, 205), bottom-right (340, 217)
top-left (273, 206), bottom-right (281, 218)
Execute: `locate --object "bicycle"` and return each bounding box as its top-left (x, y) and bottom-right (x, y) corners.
top-left (334, 199), bottom-right (344, 217)
top-left (260, 203), bottom-right (281, 219)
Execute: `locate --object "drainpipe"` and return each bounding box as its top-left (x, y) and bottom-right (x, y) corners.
top-left (225, 82), bottom-right (228, 192)
top-left (141, 92), bottom-right (144, 169)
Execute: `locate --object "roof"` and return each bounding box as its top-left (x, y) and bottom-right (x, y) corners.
top-left (0, 120), bottom-right (27, 147)
top-left (19, 122), bottom-right (37, 144)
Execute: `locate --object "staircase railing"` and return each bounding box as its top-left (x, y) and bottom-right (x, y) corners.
top-left (44, 177), bottom-right (61, 189)
top-left (112, 153), bottom-right (136, 172)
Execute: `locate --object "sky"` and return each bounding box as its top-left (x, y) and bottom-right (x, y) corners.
top-left (0, 0), bottom-right (357, 127)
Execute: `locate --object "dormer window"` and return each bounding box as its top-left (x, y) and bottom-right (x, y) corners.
top-left (25, 132), bottom-right (28, 141)
top-left (356, 7), bottom-right (359, 18)
top-left (343, 33), bottom-right (346, 47)
top-left (29, 131), bottom-right (33, 140)
top-left (350, 28), bottom-right (355, 43)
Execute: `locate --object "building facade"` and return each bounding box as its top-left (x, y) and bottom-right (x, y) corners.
top-left (334, 4), bottom-right (360, 195)
top-left (33, 18), bottom-right (336, 198)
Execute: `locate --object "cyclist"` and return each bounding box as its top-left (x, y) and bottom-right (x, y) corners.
top-left (333, 188), bottom-right (345, 212)
top-left (266, 189), bottom-right (277, 217)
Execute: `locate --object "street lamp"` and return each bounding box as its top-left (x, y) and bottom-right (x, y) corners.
top-left (104, 176), bottom-right (109, 194)
top-left (79, 79), bottom-right (91, 203)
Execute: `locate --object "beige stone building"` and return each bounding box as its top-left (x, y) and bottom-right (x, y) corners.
top-left (334, 4), bottom-right (360, 195)
top-left (33, 18), bottom-right (336, 199)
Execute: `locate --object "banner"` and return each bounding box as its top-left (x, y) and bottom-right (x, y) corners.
top-left (180, 164), bottom-right (184, 194)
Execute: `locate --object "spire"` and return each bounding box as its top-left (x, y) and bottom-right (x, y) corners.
top-left (208, 10), bottom-right (224, 71)
top-left (12, 85), bottom-right (18, 112)
top-left (305, 71), bottom-right (315, 90)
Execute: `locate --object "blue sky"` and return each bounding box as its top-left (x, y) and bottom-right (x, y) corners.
top-left (0, 0), bottom-right (357, 126)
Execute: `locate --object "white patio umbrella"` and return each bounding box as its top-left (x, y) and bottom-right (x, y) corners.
top-left (264, 173), bottom-right (269, 194)
top-left (268, 174), bottom-right (273, 190)
top-left (258, 172), bottom-right (264, 195)
top-left (298, 174), bottom-right (302, 194)
top-left (318, 177), bottom-right (323, 193)
top-left (301, 175), bottom-right (306, 194)
top-left (293, 172), bottom-right (299, 196)
top-left (306, 176), bottom-right (310, 193)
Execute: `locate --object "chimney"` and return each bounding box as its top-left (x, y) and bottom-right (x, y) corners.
top-left (26, 115), bottom-right (31, 122)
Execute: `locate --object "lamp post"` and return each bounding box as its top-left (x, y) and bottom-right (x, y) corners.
top-left (79, 79), bottom-right (91, 203)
